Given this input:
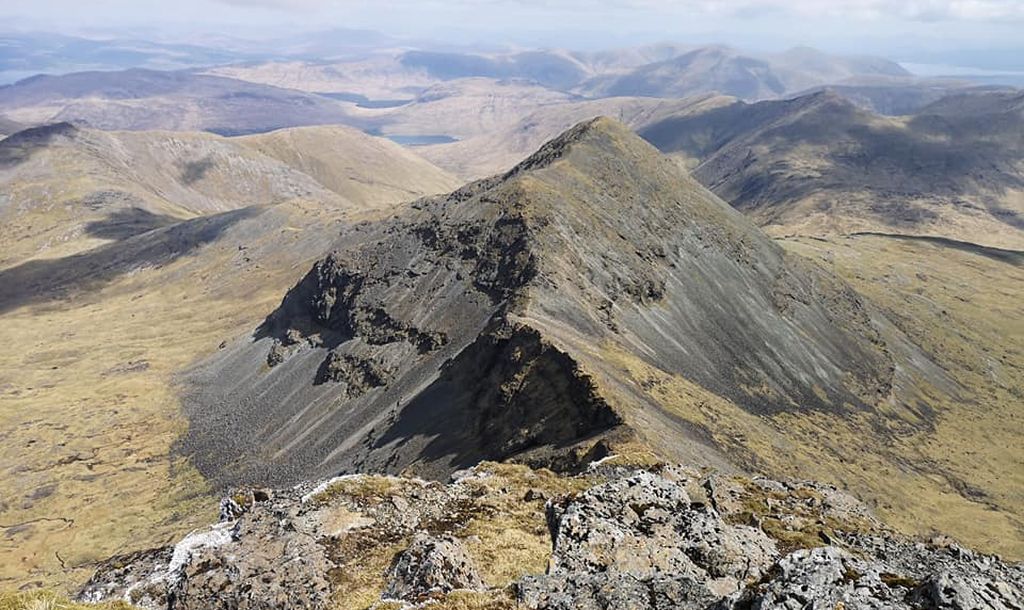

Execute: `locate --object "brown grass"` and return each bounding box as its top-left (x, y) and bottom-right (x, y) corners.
top-left (0, 590), bottom-right (135, 610)
top-left (457, 463), bottom-right (595, 587)
top-left (0, 231), bottom-right (321, 589)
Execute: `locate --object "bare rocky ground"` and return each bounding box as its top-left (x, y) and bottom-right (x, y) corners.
top-left (78, 460), bottom-right (1023, 609)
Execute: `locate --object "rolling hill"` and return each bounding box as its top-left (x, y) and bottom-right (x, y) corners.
top-left (416, 93), bottom-right (735, 179)
top-left (793, 81), bottom-right (1009, 115)
top-left (202, 55), bottom-right (440, 100)
top-left (0, 69), bottom-right (359, 134)
top-left (237, 125), bottom-right (460, 206)
top-left (352, 77), bottom-right (578, 141)
top-left (0, 114), bottom-right (23, 136)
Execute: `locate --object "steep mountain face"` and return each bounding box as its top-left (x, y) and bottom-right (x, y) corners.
top-left (178, 119), bottom-right (1024, 559)
top-left (182, 118), bottom-right (904, 490)
top-left (418, 86), bottom-right (1024, 249)
top-left (0, 69), bottom-right (357, 134)
top-left (640, 90), bottom-right (1024, 248)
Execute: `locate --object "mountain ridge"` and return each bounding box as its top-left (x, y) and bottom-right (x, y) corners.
top-left (640, 88), bottom-right (1024, 248)
top-left (178, 118), bottom-right (944, 520)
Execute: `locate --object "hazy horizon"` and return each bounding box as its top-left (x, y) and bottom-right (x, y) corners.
top-left (3, 0), bottom-right (1024, 69)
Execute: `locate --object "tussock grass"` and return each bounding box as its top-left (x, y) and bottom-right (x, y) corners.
top-left (0, 590), bottom-right (134, 610)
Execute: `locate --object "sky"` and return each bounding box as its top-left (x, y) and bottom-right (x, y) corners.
top-left (3, 0), bottom-right (1024, 66)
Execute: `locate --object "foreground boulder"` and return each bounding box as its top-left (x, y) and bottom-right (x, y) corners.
top-left (79, 488), bottom-right (334, 610)
top-left (79, 462), bottom-right (1023, 610)
top-left (518, 470), bottom-right (778, 609)
top-left (383, 533), bottom-right (485, 602)
top-left (725, 545), bottom-right (1024, 610)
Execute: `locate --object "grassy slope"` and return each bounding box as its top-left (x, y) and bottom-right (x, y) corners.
top-left (0, 126), bottom-right (345, 271)
top-left (0, 590), bottom-right (133, 610)
top-left (0, 126), bottom-right (459, 590)
top-left (782, 234), bottom-right (1023, 556)
top-left (238, 125), bottom-right (461, 208)
top-left (593, 233), bottom-right (1023, 558)
top-left (641, 91), bottom-right (1024, 250)
top-left (0, 222), bottom-right (303, 588)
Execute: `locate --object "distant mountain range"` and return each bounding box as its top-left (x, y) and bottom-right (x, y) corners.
top-left (0, 29), bottom-right (403, 83)
top-left (641, 89), bottom-right (1024, 249)
top-left (413, 88), bottom-right (1024, 250)
top-left (0, 68), bottom-right (358, 134)
top-left (576, 45), bottom-right (910, 100)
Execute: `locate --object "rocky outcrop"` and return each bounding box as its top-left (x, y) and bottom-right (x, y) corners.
top-left (517, 470), bottom-right (778, 609)
top-left (315, 352), bottom-right (392, 394)
top-left (79, 488), bottom-right (334, 610)
top-left (262, 251), bottom-right (451, 364)
top-left (80, 462), bottom-right (1023, 610)
top-left (517, 469), bottom-right (1024, 610)
top-left (720, 544), bottom-right (1024, 610)
top-left (723, 544), bottom-right (1024, 610)
top-left (383, 533), bottom-right (485, 602)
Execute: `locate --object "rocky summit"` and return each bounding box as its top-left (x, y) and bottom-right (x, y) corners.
top-left (78, 461), bottom-right (1024, 609)
top-left (178, 117), bottom-right (923, 489)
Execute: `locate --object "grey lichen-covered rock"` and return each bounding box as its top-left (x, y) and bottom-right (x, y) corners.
top-left (912, 571), bottom-right (1024, 610)
top-left (382, 532), bottom-right (485, 602)
top-left (724, 546), bottom-right (907, 610)
top-left (517, 469), bottom-right (1024, 610)
top-left (517, 471), bottom-right (778, 609)
top-left (168, 509), bottom-right (333, 610)
top-left (722, 543), bottom-right (1024, 610)
top-left (80, 487), bottom-right (334, 610)
top-left (80, 463), bottom-right (1024, 610)
top-left (77, 547), bottom-right (176, 609)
